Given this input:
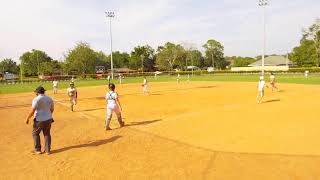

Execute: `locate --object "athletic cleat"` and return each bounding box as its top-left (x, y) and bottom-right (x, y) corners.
top-left (120, 121), bottom-right (125, 128)
top-left (105, 127), bottom-right (112, 131)
top-left (31, 151), bottom-right (42, 155)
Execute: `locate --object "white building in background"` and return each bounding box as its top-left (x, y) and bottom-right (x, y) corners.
top-left (207, 67), bottom-right (214, 72)
top-left (248, 56), bottom-right (294, 67)
top-left (231, 56), bottom-right (294, 72)
top-left (4, 72), bottom-right (16, 80)
top-left (187, 66), bottom-right (200, 71)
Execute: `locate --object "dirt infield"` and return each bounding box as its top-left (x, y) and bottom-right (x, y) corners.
top-left (1, 81), bottom-right (320, 180)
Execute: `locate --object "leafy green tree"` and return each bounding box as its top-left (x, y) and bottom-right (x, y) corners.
top-left (94, 51), bottom-right (110, 72)
top-left (39, 60), bottom-right (63, 75)
top-left (130, 45), bottom-right (155, 71)
top-left (290, 40), bottom-right (317, 67)
top-left (202, 39), bottom-right (226, 69)
top-left (109, 51), bottom-right (130, 68)
top-left (185, 49), bottom-right (204, 68)
top-left (0, 58), bottom-right (19, 74)
top-left (156, 42), bottom-right (186, 71)
top-left (232, 56), bottom-right (256, 67)
top-left (302, 18), bottom-right (320, 66)
top-left (65, 42), bottom-right (98, 75)
top-left (20, 49), bottom-right (52, 76)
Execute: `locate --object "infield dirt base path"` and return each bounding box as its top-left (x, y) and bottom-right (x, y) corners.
top-left (1, 81), bottom-right (320, 180)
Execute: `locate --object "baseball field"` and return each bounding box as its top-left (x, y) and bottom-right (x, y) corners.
top-left (1, 77), bottom-right (320, 179)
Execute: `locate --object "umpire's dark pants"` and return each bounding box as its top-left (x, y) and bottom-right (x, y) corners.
top-left (32, 119), bottom-right (52, 152)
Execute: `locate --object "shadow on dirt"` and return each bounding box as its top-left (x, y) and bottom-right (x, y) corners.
top-left (51, 135), bottom-right (121, 154)
top-left (77, 107), bottom-right (105, 112)
top-left (263, 99), bottom-right (280, 104)
top-left (126, 119), bottom-right (162, 127)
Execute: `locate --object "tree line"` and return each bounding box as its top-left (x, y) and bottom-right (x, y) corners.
top-left (1, 39), bottom-right (227, 76)
top-left (1, 18), bottom-right (319, 76)
top-left (290, 18), bottom-right (320, 67)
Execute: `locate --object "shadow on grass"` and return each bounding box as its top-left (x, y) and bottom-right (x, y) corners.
top-left (51, 135), bottom-right (121, 154)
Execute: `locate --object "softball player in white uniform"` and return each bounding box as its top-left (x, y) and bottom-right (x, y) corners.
top-left (118, 74), bottom-right (122, 84)
top-left (257, 76), bottom-right (267, 104)
top-left (53, 80), bottom-right (58, 94)
top-left (177, 74), bottom-right (180, 83)
top-left (143, 77), bottom-right (148, 95)
top-left (67, 82), bottom-right (77, 111)
top-left (105, 83), bottom-right (124, 130)
top-left (107, 75), bottom-right (111, 84)
top-left (304, 70), bottom-right (309, 78)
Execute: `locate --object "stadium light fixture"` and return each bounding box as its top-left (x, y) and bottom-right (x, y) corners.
top-left (259, 0), bottom-right (268, 75)
top-left (105, 11), bottom-right (115, 79)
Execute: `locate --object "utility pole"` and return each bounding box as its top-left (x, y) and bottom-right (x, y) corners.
top-left (37, 53), bottom-right (39, 76)
top-left (140, 54), bottom-right (144, 73)
top-left (20, 60), bottom-right (23, 83)
top-left (191, 51), bottom-right (194, 76)
top-left (211, 52), bottom-right (214, 70)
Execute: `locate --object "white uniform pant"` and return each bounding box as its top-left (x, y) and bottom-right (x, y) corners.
top-left (106, 106), bottom-right (122, 127)
top-left (70, 97), bottom-right (77, 105)
top-left (53, 86), bottom-right (58, 93)
top-left (143, 85), bottom-right (148, 94)
top-left (258, 90), bottom-right (264, 97)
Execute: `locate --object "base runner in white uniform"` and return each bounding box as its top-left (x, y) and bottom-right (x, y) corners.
top-left (118, 74), bottom-right (122, 84)
top-left (67, 82), bottom-right (77, 111)
top-left (53, 79), bottom-right (58, 94)
top-left (257, 76), bottom-right (268, 104)
top-left (304, 70), bottom-right (309, 78)
top-left (105, 83), bottom-right (124, 130)
top-left (107, 75), bottom-right (111, 84)
top-left (142, 77), bottom-right (148, 95)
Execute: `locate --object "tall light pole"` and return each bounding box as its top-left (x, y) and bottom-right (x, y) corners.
top-left (140, 54), bottom-right (144, 73)
top-left (106, 11), bottom-right (115, 79)
top-left (182, 42), bottom-right (197, 76)
top-left (211, 52), bottom-right (214, 70)
top-left (37, 53), bottom-right (39, 76)
top-left (20, 60), bottom-right (23, 83)
top-left (190, 51), bottom-right (194, 76)
top-left (259, 0), bottom-right (268, 75)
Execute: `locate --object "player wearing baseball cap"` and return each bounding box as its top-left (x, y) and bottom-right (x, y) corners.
top-left (67, 82), bottom-right (77, 111)
top-left (257, 76), bottom-right (268, 104)
top-left (105, 83), bottom-right (124, 130)
top-left (26, 86), bottom-right (54, 155)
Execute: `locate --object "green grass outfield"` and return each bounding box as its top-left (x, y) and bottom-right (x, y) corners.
top-left (0, 74), bottom-right (320, 94)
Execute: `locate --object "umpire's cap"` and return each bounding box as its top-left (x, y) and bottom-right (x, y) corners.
top-left (34, 86), bottom-right (46, 94)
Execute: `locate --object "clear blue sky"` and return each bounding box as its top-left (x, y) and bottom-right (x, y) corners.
top-left (0, 0), bottom-right (319, 62)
